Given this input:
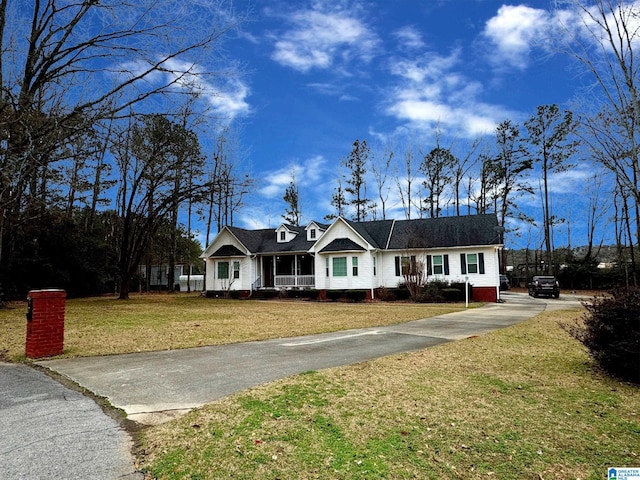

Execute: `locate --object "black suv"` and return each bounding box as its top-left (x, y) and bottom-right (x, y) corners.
top-left (528, 276), bottom-right (560, 298)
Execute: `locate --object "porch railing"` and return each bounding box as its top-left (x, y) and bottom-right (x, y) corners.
top-left (274, 275), bottom-right (315, 288)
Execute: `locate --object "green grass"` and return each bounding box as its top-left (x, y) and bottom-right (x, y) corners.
top-left (0, 293), bottom-right (467, 361)
top-left (140, 309), bottom-right (640, 480)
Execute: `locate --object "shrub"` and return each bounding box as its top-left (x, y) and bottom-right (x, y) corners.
top-left (345, 290), bottom-right (367, 302)
top-left (374, 287), bottom-right (395, 301)
top-left (295, 289), bottom-right (319, 300)
top-left (415, 283), bottom-right (444, 303)
top-left (391, 287), bottom-right (412, 301)
top-left (326, 290), bottom-right (345, 301)
top-left (441, 287), bottom-right (462, 302)
top-left (564, 288), bottom-right (640, 384)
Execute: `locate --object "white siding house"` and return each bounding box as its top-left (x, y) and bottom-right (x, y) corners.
top-left (201, 214), bottom-right (504, 301)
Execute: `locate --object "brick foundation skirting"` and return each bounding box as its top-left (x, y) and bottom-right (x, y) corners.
top-left (472, 286), bottom-right (498, 303)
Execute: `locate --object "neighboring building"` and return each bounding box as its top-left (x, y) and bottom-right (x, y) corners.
top-left (139, 265), bottom-right (185, 289)
top-left (201, 214), bottom-right (504, 302)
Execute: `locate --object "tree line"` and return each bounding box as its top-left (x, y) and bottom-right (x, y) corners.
top-left (0, 0), bottom-right (252, 300)
top-left (286, 106), bottom-right (578, 277)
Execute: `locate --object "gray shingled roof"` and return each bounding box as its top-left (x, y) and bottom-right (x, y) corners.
top-left (219, 215), bottom-right (500, 256)
top-left (319, 237), bottom-right (366, 253)
top-left (227, 226), bottom-right (315, 254)
top-left (345, 219), bottom-right (394, 249)
top-left (386, 214), bottom-right (501, 249)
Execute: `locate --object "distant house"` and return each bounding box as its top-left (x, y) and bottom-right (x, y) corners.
top-left (201, 214), bottom-right (504, 302)
top-left (139, 265), bottom-right (185, 289)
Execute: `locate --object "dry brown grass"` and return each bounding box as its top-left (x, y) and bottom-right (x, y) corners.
top-left (0, 293), bottom-right (466, 361)
top-left (142, 308), bottom-right (640, 480)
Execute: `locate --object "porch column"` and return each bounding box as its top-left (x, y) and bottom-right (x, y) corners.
top-left (294, 254), bottom-right (299, 287)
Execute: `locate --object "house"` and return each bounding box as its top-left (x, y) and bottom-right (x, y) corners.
top-left (201, 214), bottom-right (504, 302)
top-left (138, 265), bottom-right (185, 289)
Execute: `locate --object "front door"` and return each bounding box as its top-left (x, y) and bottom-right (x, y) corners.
top-left (263, 256), bottom-right (274, 288)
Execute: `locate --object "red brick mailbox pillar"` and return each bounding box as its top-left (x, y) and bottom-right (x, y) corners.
top-left (25, 289), bottom-right (66, 359)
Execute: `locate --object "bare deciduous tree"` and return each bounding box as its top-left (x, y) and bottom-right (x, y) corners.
top-left (0, 0), bottom-right (245, 277)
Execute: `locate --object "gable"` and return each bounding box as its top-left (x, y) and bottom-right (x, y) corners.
top-left (201, 228), bottom-right (248, 258)
top-left (276, 224), bottom-right (302, 243)
top-left (310, 217), bottom-right (372, 253)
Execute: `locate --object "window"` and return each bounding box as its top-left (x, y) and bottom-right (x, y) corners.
top-left (326, 258), bottom-right (329, 277)
top-left (280, 231), bottom-right (286, 241)
top-left (217, 261), bottom-right (229, 279)
top-left (333, 257), bottom-right (347, 277)
top-left (233, 261), bottom-right (240, 279)
top-left (310, 229), bottom-right (316, 239)
top-left (352, 257), bottom-right (358, 276)
top-left (395, 256), bottom-right (416, 276)
top-left (467, 254), bottom-right (478, 273)
top-left (427, 254), bottom-right (449, 275)
top-left (433, 255), bottom-right (444, 274)
top-left (460, 253), bottom-right (485, 275)
top-left (373, 257), bottom-right (377, 276)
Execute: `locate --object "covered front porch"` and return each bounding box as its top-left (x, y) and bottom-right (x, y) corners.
top-left (254, 253), bottom-right (315, 289)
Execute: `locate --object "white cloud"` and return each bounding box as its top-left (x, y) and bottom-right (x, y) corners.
top-left (268, 2), bottom-right (379, 73)
top-left (385, 51), bottom-right (514, 138)
top-left (259, 155), bottom-right (327, 198)
top-left (482, 4), bottom-right (552, 70)
top-left (117, 57), bottom-right (251, 122)
top-left (393, 25), bottom-right (425, 50)
top-left (162, 58), bottom-right (251, 122)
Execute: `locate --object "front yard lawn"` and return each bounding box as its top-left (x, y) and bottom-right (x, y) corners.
top-left (0, 293), bottom-right (467, 361)
top-left (140, 309), bottom-right (640, 480)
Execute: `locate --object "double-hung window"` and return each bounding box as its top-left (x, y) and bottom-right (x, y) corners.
top-left (433, 255), bottom-right (444, 275)
top-left (428, 254), bottom-right (449, 275)
top-left (395, 256), bottom-right (416, 276)
top-left (233, 261), bottom-right (240, 279)
top-left (460, 253), bottom-right (485, 275)
top-left (352, 257), bottom-right (359, 276)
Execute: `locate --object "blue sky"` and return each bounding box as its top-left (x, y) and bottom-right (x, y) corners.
top-left (185, 0), bottom-right (615, 251)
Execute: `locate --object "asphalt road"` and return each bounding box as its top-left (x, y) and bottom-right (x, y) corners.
top-left (0, 362), bottom-right (142, 480)
top-left (38, 292), bottom-right (583, 425)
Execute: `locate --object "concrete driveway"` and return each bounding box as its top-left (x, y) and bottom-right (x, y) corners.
top-left (38, 292), bottom-right (585, 425)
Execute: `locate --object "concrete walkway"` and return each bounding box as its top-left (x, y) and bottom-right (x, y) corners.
top-left (38, 292), bottom-right (584, 425)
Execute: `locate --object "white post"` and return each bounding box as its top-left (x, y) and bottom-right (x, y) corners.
top-left (465, 275), bottom-right (469, 309)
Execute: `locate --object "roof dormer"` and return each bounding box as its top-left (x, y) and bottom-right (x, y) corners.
top-left (276, 224), bottom-right (298, 243)
top-left (305, 221), bottom-right (327, 242)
